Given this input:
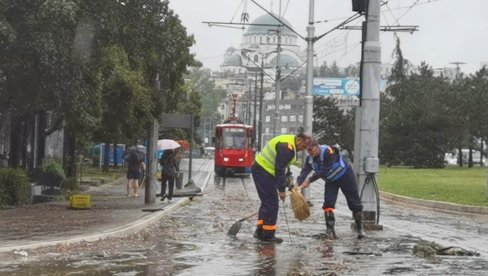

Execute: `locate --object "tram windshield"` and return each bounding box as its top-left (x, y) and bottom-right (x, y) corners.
top-left (221, 128), bottom-right (248, 149)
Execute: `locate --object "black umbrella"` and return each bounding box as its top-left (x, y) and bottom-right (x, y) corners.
top-left (123, 146), bottom-right (146, 161)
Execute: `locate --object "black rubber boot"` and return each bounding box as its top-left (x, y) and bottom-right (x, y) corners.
top-left (259, 236), bottom-right (283, 243)
top-left (353, 211), bottom-right (365, 239)
top-left (259, 230), bottom-right (283, 243)
top-left (324, 212), bottom-right (337, 239)
top-left (253, 227), bottom-right (263, 239)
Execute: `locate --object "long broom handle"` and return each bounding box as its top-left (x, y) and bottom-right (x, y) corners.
top-left (238, 211), bottom-right (259, 222)
top-left (237, 186), bottom-right (303, 222)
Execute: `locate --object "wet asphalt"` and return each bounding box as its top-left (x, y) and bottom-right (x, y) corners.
top-left (0, 158), bottom-right (487, 275)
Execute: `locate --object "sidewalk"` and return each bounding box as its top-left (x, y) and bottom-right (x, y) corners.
top-left (0, 159), bottom-right (213, 253)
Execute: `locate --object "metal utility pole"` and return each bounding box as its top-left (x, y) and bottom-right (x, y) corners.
top-left (301, 0), bottom-right (315, 203)
top-left (145, 75), bottom-right (159, 204)
top-left (353, 0), bottom-right (382, 227)
top-left (253, 72), bottom-right (258, 147)
top-left (247, 79), bottom-right (252, 125)
top-left (258, 60), bottom-right (265, 151)
top-left (272, 1), bottom-right (283, 137)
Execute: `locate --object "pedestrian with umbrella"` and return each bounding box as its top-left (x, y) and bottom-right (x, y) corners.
top-left (124, 146), bottom-right (146, 197)
top-left (158, 139), bottom-right (181, 202)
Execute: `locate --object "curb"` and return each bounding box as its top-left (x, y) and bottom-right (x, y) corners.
top-left (380, 191), bottom-right (488, 215)
top-left (0, 171), bottom-right (213, 253)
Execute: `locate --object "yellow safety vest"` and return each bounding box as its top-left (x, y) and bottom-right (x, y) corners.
top-left (255, 135), bottom-right (297, 176)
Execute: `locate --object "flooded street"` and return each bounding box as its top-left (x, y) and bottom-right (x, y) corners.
top-left (1, 159), bottom-right (487, 275)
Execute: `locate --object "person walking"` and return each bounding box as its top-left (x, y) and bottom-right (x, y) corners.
top-left (126, 153), bottom-right (142, 197)
top-left (159, 149), bottom-right (178, 202)
top-left (296, 139), bottom-right (364, 239)
top-left (252, 132), bottom-right (312, 243)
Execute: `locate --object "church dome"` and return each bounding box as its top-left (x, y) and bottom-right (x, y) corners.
top-left (225, 46), bottom-right (236, 53)
top-left (244, 13), bottom-right (295, 37)
top-left (222, 54), bottom-right (242, 66)
top-left (269, 54), bottom-right (299, 67)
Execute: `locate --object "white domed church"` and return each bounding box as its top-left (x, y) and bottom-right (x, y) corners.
top-left (217, 13), bottom-right (307, 146)
top-left (220, 13), bottom-right (305, 78)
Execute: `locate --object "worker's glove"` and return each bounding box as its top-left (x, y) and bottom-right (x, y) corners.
top-left (286, 175), bottom-right (295, 191)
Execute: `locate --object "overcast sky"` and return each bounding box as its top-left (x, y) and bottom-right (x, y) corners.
top-left (168, 0), bottom-right (488, 75)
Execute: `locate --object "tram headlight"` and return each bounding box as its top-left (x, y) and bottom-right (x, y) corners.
top-left (238, 158), bottom-right (244, 162)
top-left (223, 157), bottom-right (229, 162)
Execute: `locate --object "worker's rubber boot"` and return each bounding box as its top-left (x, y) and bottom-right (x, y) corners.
top-left (253, 226), bottom-right (263, 239)
top-left (353, 211), bottom-right (365, 239)
top-left (259, 230), bottom-right (283, 243)
top-left (324, 212), bottom-right (337, 239)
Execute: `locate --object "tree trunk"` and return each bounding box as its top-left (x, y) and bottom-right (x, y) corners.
top-left (468, 146), bottom-right (473, 168)
top-left (9, 115), bottom-right (22, 169)
top-left (457, 147), bottom-right (463, 167)
top-left (63, 126), bottom-right (77, 178)
top-left (37, 111), bottom-right (47, 166)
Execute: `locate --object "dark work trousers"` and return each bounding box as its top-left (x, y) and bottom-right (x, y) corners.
top-left (322, 164), bottom-right (363, 213)
top-left (251, 164), bottom-right (279, 230)
top-left (161, 173), bottom-right (175, 200)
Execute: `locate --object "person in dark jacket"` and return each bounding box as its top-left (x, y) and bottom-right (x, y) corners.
top-left (159, 149), bottom-right (178, 202)
top-left (296, 139), bottom-right (364, 239)
top-left (252, 132), bottom-right (312, 243)
top-left (126, 152), bottom-right (142, 197)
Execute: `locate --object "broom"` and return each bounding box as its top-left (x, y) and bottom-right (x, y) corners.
top-left (227, 186), bottom-right (307, 236)
top-left (289, 188), bottom-right (310, 221)
top-left (227, 211), bottom-right (258, 236)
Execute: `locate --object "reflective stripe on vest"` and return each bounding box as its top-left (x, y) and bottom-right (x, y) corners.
top-left (255, 135), bottom-right (297, 176)
top-left (311, 145), bottom-right (347, 181)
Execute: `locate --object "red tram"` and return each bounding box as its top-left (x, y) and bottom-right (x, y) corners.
top-left (214, 117), bottom-right (254, 177)
top-left (214, 97), bottom-right (254, 177)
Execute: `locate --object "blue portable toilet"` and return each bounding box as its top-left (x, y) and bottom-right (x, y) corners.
top-left (94, 143), bottom-right (125, 167)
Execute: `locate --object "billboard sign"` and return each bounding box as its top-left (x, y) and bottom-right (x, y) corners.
top-left (312, 78), bottom-right (360, 97)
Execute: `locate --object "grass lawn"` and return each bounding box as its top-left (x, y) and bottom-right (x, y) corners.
top-left (378, 166), bottom-right (488, 207)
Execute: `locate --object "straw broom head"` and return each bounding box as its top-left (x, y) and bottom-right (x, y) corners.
top-left (290, 189), bottom-right (310, 221)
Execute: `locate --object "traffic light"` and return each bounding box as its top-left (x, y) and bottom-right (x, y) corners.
top-left (352, 0), bottom-right (368, 13)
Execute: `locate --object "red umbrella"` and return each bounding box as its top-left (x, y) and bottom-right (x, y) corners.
top-left (176, 140), bottom-right (190, 151)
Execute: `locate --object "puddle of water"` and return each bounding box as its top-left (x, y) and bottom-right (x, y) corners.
top-left (2, 169), bottom-right (488, 275)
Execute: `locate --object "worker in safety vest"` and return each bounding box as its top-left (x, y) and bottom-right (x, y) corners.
top-left (252, 132), bottom-right (312, 243)
top-left (296, 139), bottom-right (364, 239)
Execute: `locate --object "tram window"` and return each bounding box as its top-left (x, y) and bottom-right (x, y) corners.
top-left (222, 128), bottom-right (247, 149)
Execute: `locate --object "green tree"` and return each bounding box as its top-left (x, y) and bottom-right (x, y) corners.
top-left (381, 63), bottom-right (452, 168)
top-left (185, 68), bottom-right (224, 118)
top-left (312, 97), bottom-right (354, 153)
top-left (85, 0), bottom-right (198, 167)
top-left (0, 0), bottom-right (101, 174)
top-left (460, 67), bottom-right (488, 167)
top-left (92, 46), bottom-right (151, 145)
top-left (0, 0), bottom-right (198, 176)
